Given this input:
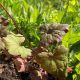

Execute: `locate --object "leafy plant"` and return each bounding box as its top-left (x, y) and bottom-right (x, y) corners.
top-left (0, 0), bottom-right (80, 80)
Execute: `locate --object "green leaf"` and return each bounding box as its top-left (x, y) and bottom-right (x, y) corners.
top-left (62, 28), bottom-right (80, 48)
top-left (3, 32), bottom-right (32, 58)
top-left (75, 64), bottom-right (80, 75)
top-left (75, 53), bottom-right (80, 61)
top-left (72, 74), bottom-right (77, 80)
top-left (35, 45), bottom-right (68, 77)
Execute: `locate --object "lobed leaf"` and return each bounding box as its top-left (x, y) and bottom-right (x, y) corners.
top-left (3, 32), bottom-right (32, 58)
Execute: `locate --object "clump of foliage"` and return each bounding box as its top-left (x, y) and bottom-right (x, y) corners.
top-left (0, 15), bottom-right (69, 80)
top-left (0, 0), bottom-right (80, 80)
top-left (34, 24), bottom-right (69, 80)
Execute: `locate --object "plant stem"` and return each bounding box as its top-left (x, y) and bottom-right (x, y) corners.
top-left (0, 2), bottom-right (18, 32)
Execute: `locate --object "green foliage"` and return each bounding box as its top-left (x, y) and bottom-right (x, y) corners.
top-left (0, 0), bottom-right (80, 80)
top-left (3, 32), bottom-right (32, 58)
top-left (35, 45), bottom-right (68, 80)
top-left (62, 24), bottom-right (80, 80)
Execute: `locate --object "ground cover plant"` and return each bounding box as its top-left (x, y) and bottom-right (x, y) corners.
top-left (0, 0), bottom-right (80, 80)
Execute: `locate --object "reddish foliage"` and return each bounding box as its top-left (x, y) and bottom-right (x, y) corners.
top-left (67, 67), bottom-right (73, 73)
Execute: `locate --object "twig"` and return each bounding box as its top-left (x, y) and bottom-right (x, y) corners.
top-left (0, 2), bottom-right (18, 31)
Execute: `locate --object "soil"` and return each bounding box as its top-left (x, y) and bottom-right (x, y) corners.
top-left (0, 54), bottom-right (55, 80)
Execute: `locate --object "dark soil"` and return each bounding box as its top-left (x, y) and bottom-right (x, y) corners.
top-left (0, 54), bottom-right (55, 80)
top-left (0, 54), bottom-right (21, 80)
